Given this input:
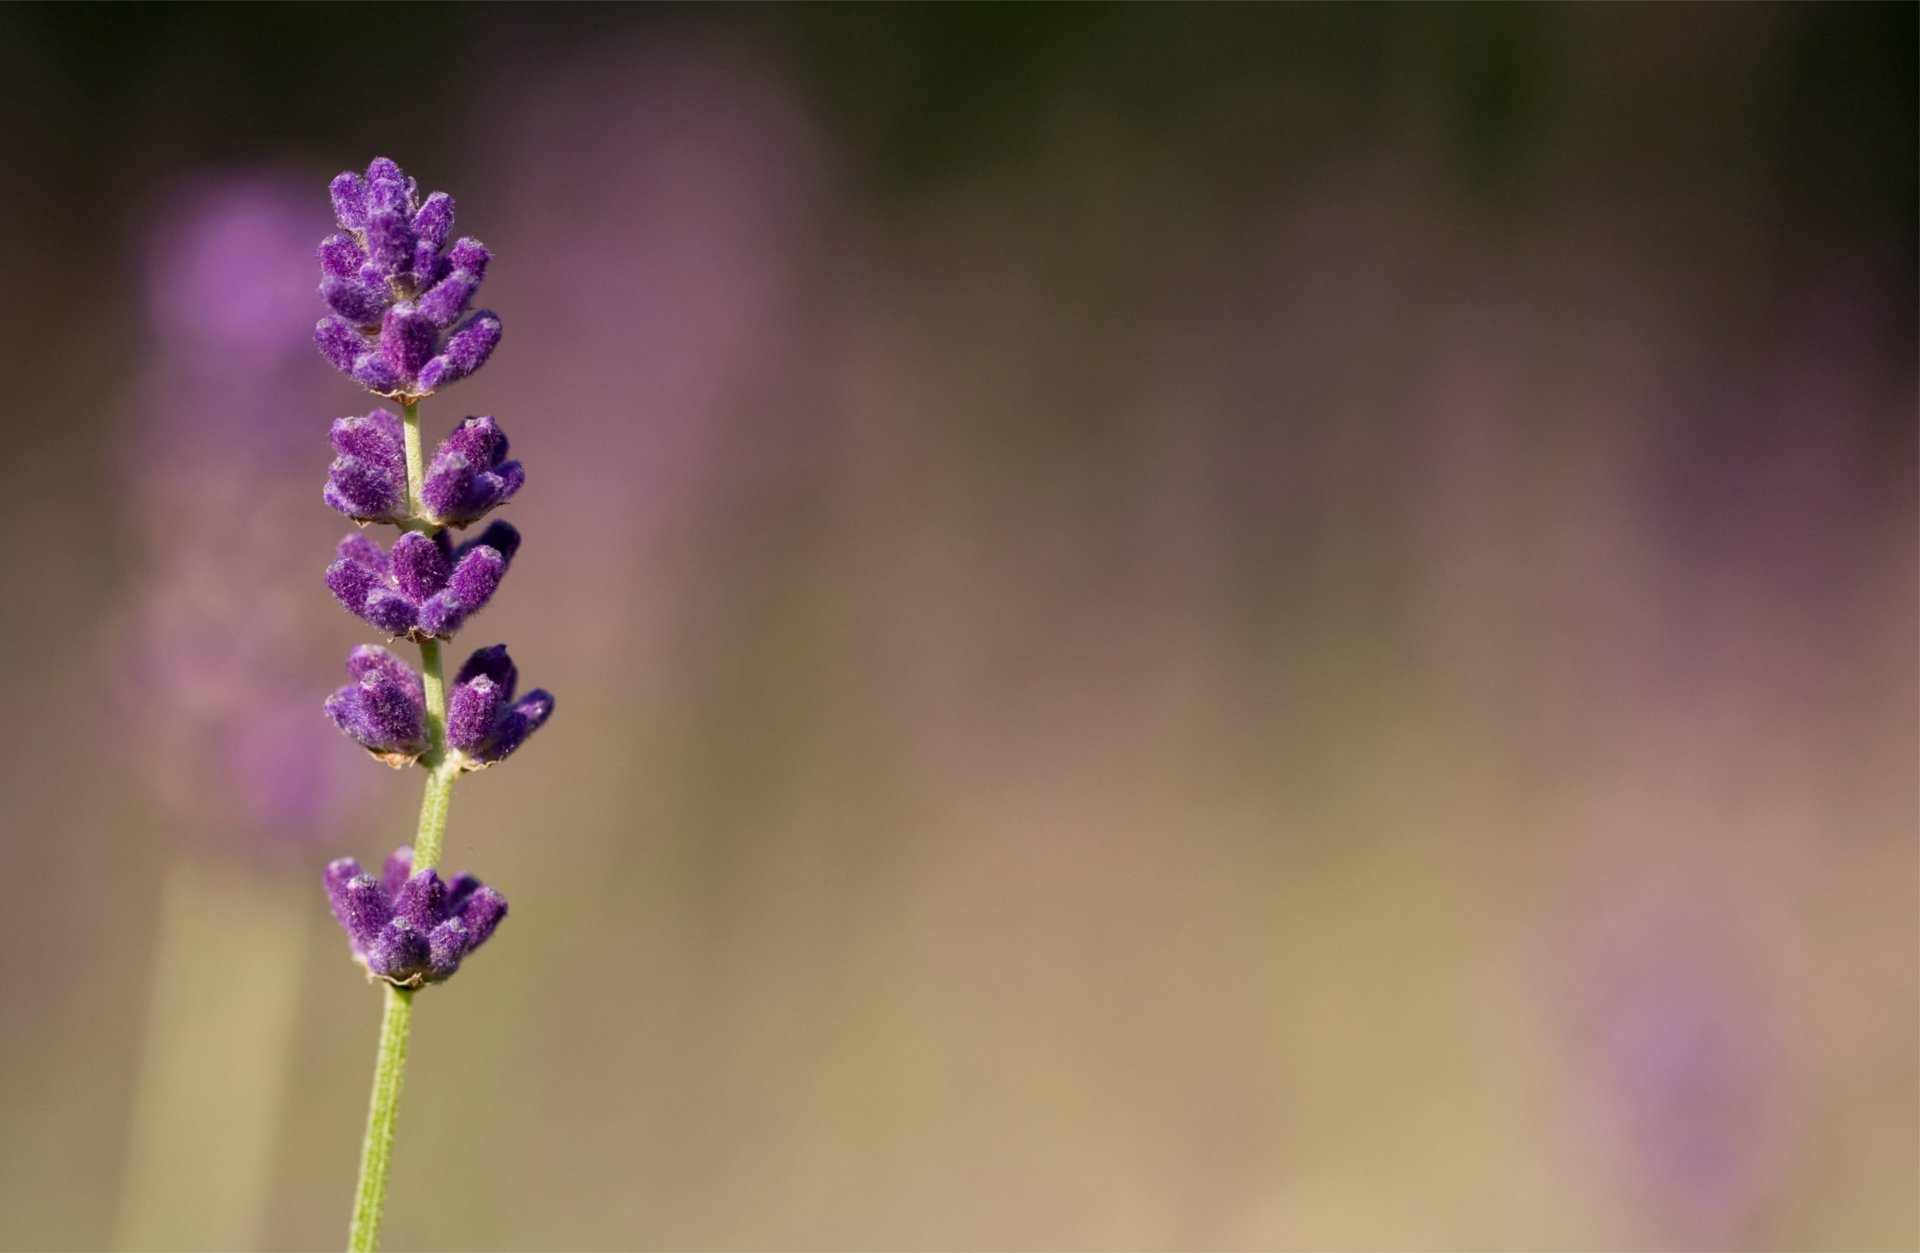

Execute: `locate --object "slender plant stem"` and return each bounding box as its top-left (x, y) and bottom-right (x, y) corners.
top-left (347, 396), bottom-right (459, 1250)
top-left (348, 986), bottom-right (413, 1252)
top-left (400, 400), bottom-right (427, 518)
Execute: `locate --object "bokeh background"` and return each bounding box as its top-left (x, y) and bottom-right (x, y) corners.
top-left (0, 4), bottom-right (1913, 1250)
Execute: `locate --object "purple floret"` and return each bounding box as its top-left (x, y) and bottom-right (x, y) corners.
top-left (445, 644), bottom-right (554, 768)
top-left (323, 409), bottom-right (409, 524)
top-left (313, 157), bottom-right (500, 398)
top-left (419, 415), bottom-right (524, 527)
top-left (325, 845), bottom-right (509, 987)
top-left (323, 645), bottom-right (429, 764)
top-left (325, 523), bottom-right (518, 640)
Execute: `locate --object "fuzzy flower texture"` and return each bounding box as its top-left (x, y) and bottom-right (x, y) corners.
top-left (315, 157), bottom-right (552, 988)
top-left (327, 847), bottom-right (507, 987)
top-left (314, 157), bottom-right (500, 398)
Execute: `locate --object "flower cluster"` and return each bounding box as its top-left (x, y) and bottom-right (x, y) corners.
top-left (326, 847), bottom-right (507, 987)
top-left (325, 522), bottom-right (519, 640)
top-left (315, 157), bottom-right (552, 987)
top-left (323, 411), bottom-right (523, 528)
top-left (314, 157), bottom-right (501, 398)
top-left (324, 641), bottom-right (553, 768)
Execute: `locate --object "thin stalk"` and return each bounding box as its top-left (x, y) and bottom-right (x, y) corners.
top-left (348, 986), bottom-right (412, 1252)
top-left (400, 400), bottom-right (427, 518)
top-left (347, 396), bottom-right (458, 1250)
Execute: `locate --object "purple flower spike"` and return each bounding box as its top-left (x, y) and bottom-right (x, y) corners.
top-left (324, 644), bottom-right (428, 765)
top-left (324, 525), bottom-right (517, 641)
top-left (322, 846), bottom-right (508, 987)
top-left (324, 409), bottom-right (409, 524)
top-left (419, 415), bottom-right (524, 527)
top-left (445, 644), bottom-right (553, 768)
top-left (317, 158), bottom-right (497, 398)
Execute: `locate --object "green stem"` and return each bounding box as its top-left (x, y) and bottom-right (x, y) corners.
top-left (411, 645), bottom-right (457, 871)
top-left (347, 396), bottom-right (459, 1250)
top-left (348, 987), bottom-right (412, 1253)
top-left (400, 399), bottom-right (427, 520)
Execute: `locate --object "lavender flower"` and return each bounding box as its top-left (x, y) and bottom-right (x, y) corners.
top-left (325, 522), bottom-right (519, 640)
top-left (314, 157), bottom-right (549, 1250)
top-left (323, 645), bottom-right (428, 765)
top-left (323, 410), bottom-right (409, 524)
top-left (323, 411), bottom-right (524, 528)
top-left (314, 158), bottom-right (501, 398)
top-left (325, 846), bottom-right (508, 987)
top-left (419, 416), bottom-right (524, 527)
top-left (446, 644), bottom-right (555, 767)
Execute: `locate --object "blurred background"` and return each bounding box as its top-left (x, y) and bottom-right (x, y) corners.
top-left (0, 4), bottom-right (1913, 1250)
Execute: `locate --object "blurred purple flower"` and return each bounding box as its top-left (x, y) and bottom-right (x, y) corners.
top-left (472, 46), bottom-right (830, 652)
top-left (112, 170), bottom-right (372, 849)
top-left (1562, 885), bottom-right (1795, 1244)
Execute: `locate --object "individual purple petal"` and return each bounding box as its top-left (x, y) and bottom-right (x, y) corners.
top-left (361, 588), bottom-right (419, 637)
top-left (416, 591), bottom-right (466, 639)
top-left (416, 312), bottom-right (501, 391)
top-left (418, 452), bottom-right (476, 523)
top-left (324, 856), bottom-right (364, 898)
top-left (455, 885), bottom-right (508, 949)
top-left (327, 859), bottom-right (389, 953)
top-left (330, 410), bottom-right (404, 464)
top-left (454, 643), bottom-right (517, 696)
top-left (446, 674), bottom-right (503, 755)
top-left (484, 690), bottom-right (555, 763)
top-left (324, 556), bottom-right (382, 616)
top-left (389, 530), bottom-right (451, 601)
top-left (324, 685), bottom-right (377, 745)
top-left (393, 869), bottom-right (448, 931)
top-left (455, 521), bottom-right (521, 567)
top-left (325, 455), bottom-right (405, 522)
top-left (416, 272), bottom-right (477, 328)
top-left (318, 233), bottom-right (366, 278)
top-left (379, 305), bottom-right (436, 380)
top-left (330, 171), bottom-right (368, 231)
top-left (315, 315), bottom-right (362, 373)
top-left (355, 669), bottom-right (426, 752)
top-left (321, 275), bottom-right (389, 325)
top-left (411, 239), bottom-right (441, 286)
top-left (445, 872), bottom-right (482, 910)
top-left (445, 544), bottom-right (506, 614)
top-left (381, 846), bottom-right (414, 900)
top-left (367, 918), bottom-right (430, 983)
top-left (445, 237), bottom-right (490, 281)
top-left (334, 874), bottom-right (393, 953)
top-left (337, 531), bottom-right (389, 573)
top-left (412, 192), bottom-right (454, 248)
top-left (442, 414), bottom-right (503, 464)
top-left (345, 644), bottom-right (423, 704)
top-left (350, 350), bottom-right (402, 394)
top-left (492, 460), bottom-right (526, 501)
top-left (426, 919), bottom-right (469, 979)
top-left (365, 158), bottom-right (407, 198)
